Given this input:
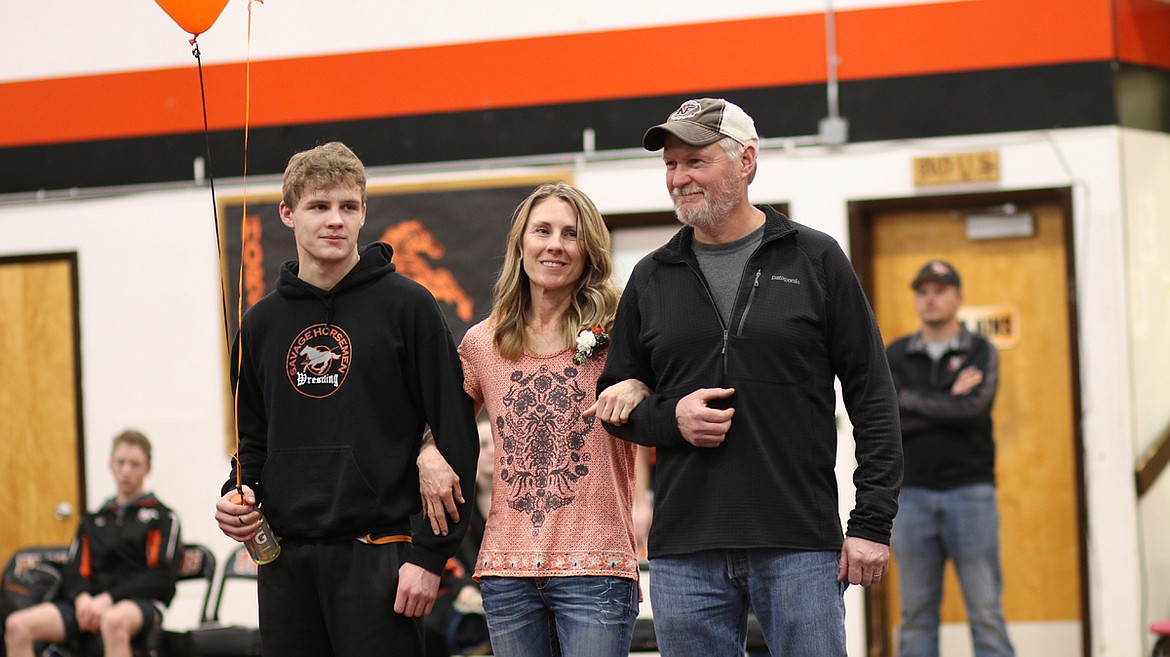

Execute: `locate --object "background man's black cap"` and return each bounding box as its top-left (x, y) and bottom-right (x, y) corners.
top-left (911, 260), bottom-right (962, 289)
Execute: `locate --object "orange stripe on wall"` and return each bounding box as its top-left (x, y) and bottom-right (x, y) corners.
top-left (0, 0), bottom-right (1121, 148)
top-left (837, 0), bottom-right (1114, 80)
top-left (1116, 0), bottom-right (1170, 69)
top-left (0, 15), bottom-right (825, 149)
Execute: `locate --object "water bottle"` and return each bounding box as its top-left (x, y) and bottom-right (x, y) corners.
top-left (232, 492), bottom-right (281, 564)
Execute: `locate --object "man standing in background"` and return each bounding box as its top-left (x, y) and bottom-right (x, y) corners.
top-left (886, 260), bottom-right (1015, 657)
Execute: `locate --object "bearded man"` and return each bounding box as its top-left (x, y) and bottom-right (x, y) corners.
top-left (598, 98), bottom-right (903, 657)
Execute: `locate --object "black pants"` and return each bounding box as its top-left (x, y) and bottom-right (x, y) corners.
top-left (257, 540), bottom-right (423, 657)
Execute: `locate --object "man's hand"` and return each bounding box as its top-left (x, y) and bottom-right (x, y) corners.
top-left (215, 485), bottom-right (259, 542)
top-left (675, 388), bottom-right (735, 448)
top-left (951, 366), bottom-right (983, 395)
top-left (74, 592), bottom-right (96, 632)
top-left (394, 562), bottom-right (440, 618)
top-left (75, 591), bottom-right (113, 632)
top-left (417, 442), bottom-right (462, 536)
top-left (837, 536), bottom-right (890, 587)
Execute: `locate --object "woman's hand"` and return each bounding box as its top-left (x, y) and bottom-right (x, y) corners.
top-left (584, 378), bottom-right (652, 425)
top-left (418, 436), bottom-right (462, 536)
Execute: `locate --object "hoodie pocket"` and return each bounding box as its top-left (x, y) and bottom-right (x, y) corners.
top-left (262, 446), bottom-right (378, 537)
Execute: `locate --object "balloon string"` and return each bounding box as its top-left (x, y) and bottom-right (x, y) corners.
top-left (192, 41), bottom-right (231, 356)
top-left (192, 39), bottom-right (243, 488)
top-left (234, 0), bottom-right (265, 493)
top-left (232, 0), bottom-right (263, 490)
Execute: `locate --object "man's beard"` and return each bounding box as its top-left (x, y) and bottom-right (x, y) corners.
top-left (672, 170), bottom-right (740, 232)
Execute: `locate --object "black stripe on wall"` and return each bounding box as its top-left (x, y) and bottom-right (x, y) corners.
top-left (0, 61), bottom-right (1129, 196)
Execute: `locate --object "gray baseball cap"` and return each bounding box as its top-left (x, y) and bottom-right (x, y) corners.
top-left (643, 98), bottom-right (759, 151)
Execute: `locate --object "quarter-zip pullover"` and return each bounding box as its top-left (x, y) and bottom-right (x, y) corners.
top-left (599, 206), bottom-right (903, 557)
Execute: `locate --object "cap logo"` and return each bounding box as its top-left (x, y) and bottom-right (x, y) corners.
top-left (930, 262), bottom-right (952, 276)
top-left (670, 100), bottom-right (704, 121)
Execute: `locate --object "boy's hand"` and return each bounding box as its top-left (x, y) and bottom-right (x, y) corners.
top-left (215, 485), bottom-right (259, 542)
top-left (394, 563), bottom-right (439, 617)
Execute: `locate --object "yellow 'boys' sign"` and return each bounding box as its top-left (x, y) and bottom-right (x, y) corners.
top-left (959, 305), bottom-right (1019, 349)
top-left (913, 151), bottom-right (1000, 186)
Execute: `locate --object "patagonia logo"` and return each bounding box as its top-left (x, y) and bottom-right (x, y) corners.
top-left (771, 274), bottom-right (801, 285)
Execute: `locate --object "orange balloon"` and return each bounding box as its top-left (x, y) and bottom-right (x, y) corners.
top-left (154, 0), bottom-right (230, 37)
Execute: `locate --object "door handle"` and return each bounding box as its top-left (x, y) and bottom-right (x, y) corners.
top-left (55, 501), bottom-right (74, 521)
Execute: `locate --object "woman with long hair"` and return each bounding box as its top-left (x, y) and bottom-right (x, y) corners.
top-left (418, 182), bottom-right (649, 657)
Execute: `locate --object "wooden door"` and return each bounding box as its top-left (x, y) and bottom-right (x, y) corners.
top-left (854, 194), bottom-right (1085, 656)
top-left (0, 254), bottom-right (84, 563)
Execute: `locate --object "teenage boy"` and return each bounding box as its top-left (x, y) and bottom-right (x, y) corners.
top-left (214, 141), bottom-right (478, 657)
top-left (5, 429), bottom-right (182, 657)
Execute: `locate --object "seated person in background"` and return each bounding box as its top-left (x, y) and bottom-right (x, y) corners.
top-left (4, 429), bottom-right (183, 657)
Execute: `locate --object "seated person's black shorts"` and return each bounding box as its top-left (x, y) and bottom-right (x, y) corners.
top-left (52, 598), bottom-right (161, 642)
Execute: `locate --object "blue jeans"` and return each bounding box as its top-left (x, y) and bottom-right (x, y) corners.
top-left (479, 576), bottom-right (638, 657)
top-left (649, 549), bottom-right (847, 657)
top-left (893, 484), bottom-right (1015, 657)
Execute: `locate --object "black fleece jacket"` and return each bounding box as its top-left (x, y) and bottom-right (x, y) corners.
top-left (599, 207), bottom-right (902, 557)
top-left (223, 242), bottom-right (478, 574)
top-left (886, 327), bottom-right (999, 490)
top-left (62, 493), bottom-right (182, 605)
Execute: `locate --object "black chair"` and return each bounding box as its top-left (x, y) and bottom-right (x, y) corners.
top-left (1, 544), bottom-right (70, 649)
top-left (207, 545), bottom-right (257, 626)
top-left (2, 545), bottom-right (68, 657)
top-left (184, 545), bottom-right (262, 657)
top-left (159, 544), bottom-right (218, 656)
top-left (1, 545), bottom-right (70, 612)
top-left (177, 544), bottom-right (218, 625)
top-left (1, 546), bottom-right (70, 572)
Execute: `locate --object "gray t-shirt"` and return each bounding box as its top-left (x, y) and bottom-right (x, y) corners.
top-left (692, 226), bottom-right (765, 325)
top-left (924, 337), bottom-right (957, 361)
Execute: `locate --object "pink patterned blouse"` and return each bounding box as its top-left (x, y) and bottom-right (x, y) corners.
top-left (460, 320), bottom-right (640, 581)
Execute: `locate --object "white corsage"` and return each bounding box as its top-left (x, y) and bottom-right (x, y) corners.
top-left (572, 326), bottom-right (610, 365)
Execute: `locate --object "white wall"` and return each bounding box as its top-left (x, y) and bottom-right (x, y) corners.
top-left (3, 125), bottom-right (1157, 654)
top-left (1122, 129), bottom-right (1170, 655)
top-left (1, 0), bottom-right (954, 83)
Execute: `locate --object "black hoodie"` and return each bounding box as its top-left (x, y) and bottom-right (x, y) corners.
top-left (223, 242), bottom-right (478, 574)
